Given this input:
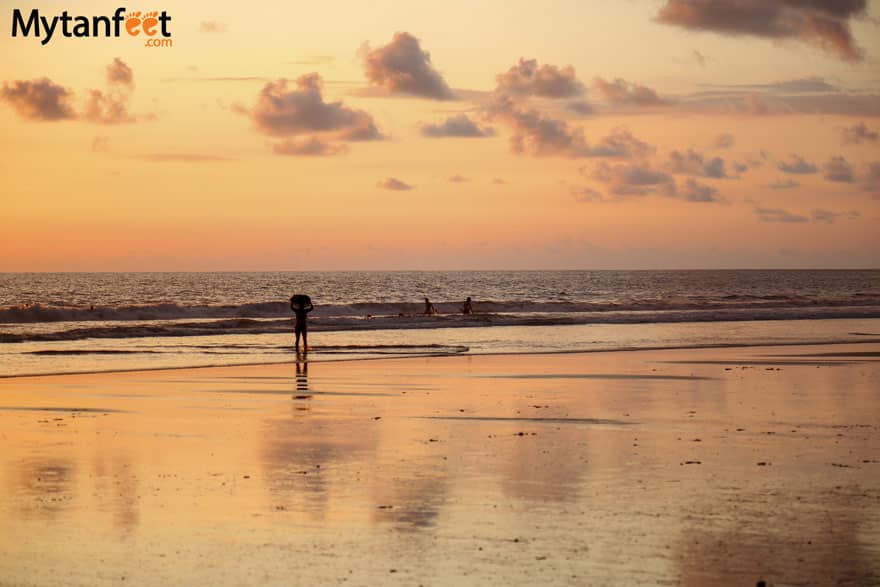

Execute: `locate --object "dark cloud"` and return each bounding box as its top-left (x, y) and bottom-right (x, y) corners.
top-left (0, 78), bottom-right (76, 121)
top-left (273, 137), bottom-right (348, 157)
top-left (593, 77), bottom-right (667, 106)
top-left (767, 178), bottom-right (801, 189)
top-left (665, 149), bottom-right (727, 178)
top-left (656, 0), bottom-right (868, 62)
top-left (377, 177), bottom-right (413, 191)
top-left (714, 133), bottom-right (735, 149)
top-left (420, 114), bottom-right (494, 138)
top-left (106, 58), bottom-right (133, 88)
top-left (824, 156), bottom-right (854, 182)
top-left (566, 100), bottom-right (594, 115)
top-left (755, 206), bottom-right (809, 223)
top-left (841, 122), bottom-right (878, 144)
top-left (361, 32), bottom-right (455, 100)
top-left (778, 155), bottom-right (818, 174)
top-left (812, 208), bottom-right (860, 223)
top-left (682, 178), bottom-right (724, 202)
top-left (495, 58), bottom-right (584, 99)
top-left (246, 73), bottom-right (383, 150)
top-left (732, 161), bottom-right (749, 174)
top-left (199, 21), bottom-right (226, 33)
top-left (591, 162), bottom-right (677, 197)
top-left (449, 175), bottom-right (469, 183)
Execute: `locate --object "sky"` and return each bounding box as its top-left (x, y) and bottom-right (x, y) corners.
top-left (1, 0), bottom-right (879, 271)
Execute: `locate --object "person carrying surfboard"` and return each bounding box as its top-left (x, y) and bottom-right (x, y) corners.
top-left (290, 294), bottom-right (314, 354)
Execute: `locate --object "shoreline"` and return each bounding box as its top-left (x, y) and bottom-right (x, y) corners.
top-left (2, 335), bottom-right (880, 380)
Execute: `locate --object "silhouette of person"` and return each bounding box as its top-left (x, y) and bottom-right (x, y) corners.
top-left (424, 297), bottom-right (437, 315)
top-left (290, 294), bottom-right (314, 354)
top-left (462, 297), bottom-right (473, 315)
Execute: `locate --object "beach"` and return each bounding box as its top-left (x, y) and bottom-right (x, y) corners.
top-left (1, 343), bottom-right (877, 586)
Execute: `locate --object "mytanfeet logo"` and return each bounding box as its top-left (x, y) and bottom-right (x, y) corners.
top-left (11, 7), bottom-right (173, 47)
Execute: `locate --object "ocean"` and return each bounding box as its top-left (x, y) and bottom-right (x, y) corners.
top-left (1, 270), bottom-right (879, 377)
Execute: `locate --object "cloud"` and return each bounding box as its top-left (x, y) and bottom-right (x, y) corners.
top-left (714, 133), bottom-right (735, 149)
top-left (449, 174), bottom-right (469, 183)
top-left (289, 56), bottom-right (335, 66)
top-left (91, 136), bottom-right (110, 153)
top-left (665, 149), bottom-right (728, 178)
top-left (572, 187), bottom-right (604, 203)
top-left (591, 162), bottom-right (677, 197)
top-left (199, 21), bottom-right (227, 33)
top-left (492, 177), bottom-right (507, 185)
top-left (691, 49), bottom-right (708, 67)
top-left (682, 178), bottom-right (724, 202)
top-left (106, 58), bottom-right (133, 88)
top-left (0, 78), bottom-right (77, 121)
top-left (377, 177), bottom-right (413, 191)
top-left (841, 122), bottom-right (878, 144)
top-left (83, 89), bottom-right (134, 124)
top-left (244, 73), bottom-right (383, 154)
top-left (812, 208), bottom-right (860, 223)
top-left (139, 153), bottom-right (234, 162)
top-left (566, 100), bottom-right (593, 115)
top-left (755, 206), bottom-right (809, 223)
top-left (2, 60), bottom-right (141, 124)
top-left (361, 32), bottom-right (455, 100)
top-left (767, 178), bottom-right (800, 189)
top-left (587, 128), bottom-right (654, 159)
top-left (777, 155), bottom-right (818, 174)
top-left (420, 114), bottom-right (494, 138)
top-left (862, 161), bottom-right (880, 197)
top-left (824, 156), bottom-right (854, 182)
top-left (679, 87), bottom-right (880, 117)
top-left (593, 77), bottom-right (667, 106)
top-left (488, 94), bottom-right (590, 157)
top-left (488, 94), bottom-right (652, 159)
top-left (495, 58), bottom-right (585, 99)
top-left (655, 0), bottom-right (868, 62)
top-left (273, 137), bottom-right (349, 156)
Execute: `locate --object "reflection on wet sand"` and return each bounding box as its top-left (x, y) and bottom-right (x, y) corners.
top-left (11, 458), bottom-right (77, 518)
top-left (260, 360), bottom-right (381, 518)
top-left (0, 344), bottom-right (877, 585)
top-left (675, 484), bottom-right (880, 586)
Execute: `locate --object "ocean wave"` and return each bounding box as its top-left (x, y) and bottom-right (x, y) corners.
top-left (3, 294), bottom-right (880, 325)
top-left (2, 305), bottom-right (879, 343)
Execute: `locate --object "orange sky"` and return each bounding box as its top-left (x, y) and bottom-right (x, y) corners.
top-left (1, 1), bottom-right (879, 270)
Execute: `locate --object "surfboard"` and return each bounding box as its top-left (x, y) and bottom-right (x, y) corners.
top-left (290, 294), bottom-right (312, 310)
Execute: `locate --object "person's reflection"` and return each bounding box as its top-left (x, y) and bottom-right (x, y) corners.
top-left (294, 359), bottom-right (310, 399)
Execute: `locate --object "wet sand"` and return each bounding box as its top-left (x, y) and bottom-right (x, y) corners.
top-left (0, 344), bottom-right (878, 586)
